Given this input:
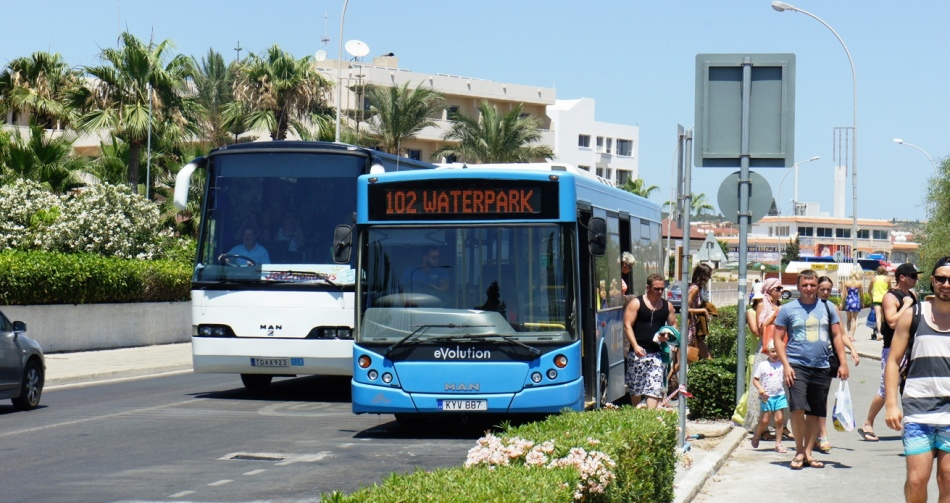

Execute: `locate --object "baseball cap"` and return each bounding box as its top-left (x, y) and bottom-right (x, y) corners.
top-left (896, 263), bottom-right (922, 278)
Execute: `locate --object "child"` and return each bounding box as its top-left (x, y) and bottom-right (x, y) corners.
top-left (751, 341), bottom-right (788, 453)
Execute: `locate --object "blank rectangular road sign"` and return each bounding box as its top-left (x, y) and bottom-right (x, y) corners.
top-left (694, 54), bottom-right (795, 168)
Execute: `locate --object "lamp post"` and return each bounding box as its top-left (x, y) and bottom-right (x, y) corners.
top-left (334, 0), bottom-right (350, 143)
top-left (893, 138), bottom-right (938, 176)
top-left (146, 82), bottom-right (152, 200)
top-left (776, 155), bottom-right (819, 215)
top-left (772, 1), bottom-right (858, 263)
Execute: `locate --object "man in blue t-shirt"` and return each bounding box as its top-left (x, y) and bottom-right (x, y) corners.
top-left (220, 227), bottom-right (270, 266)
top-left (774, 269), bottom-right (848, 470)
top-left (401, 246), bottom-right (449, 297)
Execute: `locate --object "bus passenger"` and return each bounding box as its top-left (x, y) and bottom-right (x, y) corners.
top-left (623, 273), bottom-right (678, 409)
top-left (401, 246), bottom-right (449, 296)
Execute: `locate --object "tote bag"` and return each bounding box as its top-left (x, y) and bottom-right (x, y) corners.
top-left (833, 380), bottom-right (855, 432)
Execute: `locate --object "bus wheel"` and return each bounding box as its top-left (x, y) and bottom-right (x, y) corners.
top-left (599, 358), bottom-right (609, 407)
top-left (240, 374), bottom-right (273, 391)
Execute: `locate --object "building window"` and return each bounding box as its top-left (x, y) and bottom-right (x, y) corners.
top-left (405, 149), bottom-right (421, 161)
top-left (596, 136), bottom-right (604, 152)
top-left (596, 167), bottom-right (604, 177)
top-left (578, 134), bottom-right (591, 148)
top-left (617, 170), bottom-right (631, 185)
top-left (617, 139), bottom-right (633, 156)
top-left (873, 230), bottom-right (888, 240)
top-left (445, 154), bottom-right (458, 163)
top-left (836, 228), bottom-right (851, 238)
top-left (446, 106), bottom-right (459, 121)
top-left (606, 138), bottom-right (613, 154)
top-left (578, 165), bottom-right (591, 172)
top-left (857, 229), bottom-right (869, 239)
top-left (799, 226), bottom-right (814, 237)
top-left (816, 227), bottom-right (833, 238)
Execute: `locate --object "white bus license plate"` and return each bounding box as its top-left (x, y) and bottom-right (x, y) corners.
top-left (250, 358), bottom-right (289, 367)
top-left (438, 399), bottom-right (487, 411)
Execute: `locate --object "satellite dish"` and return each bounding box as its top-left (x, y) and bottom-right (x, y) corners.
top-left (344, 39), bottom-right (370, 59)
top-left (314, 50), bottom-right (327, 62)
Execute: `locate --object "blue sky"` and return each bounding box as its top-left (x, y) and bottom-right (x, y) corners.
top-left (4, 1), bottom-right (945, 221)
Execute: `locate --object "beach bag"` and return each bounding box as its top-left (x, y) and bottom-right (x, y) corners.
top-left (759, 324), bottom-right (785, 355)
top-left (866, 308), bottom-right (876, 329)
top-left (832, 380), bottom-right (855, 432)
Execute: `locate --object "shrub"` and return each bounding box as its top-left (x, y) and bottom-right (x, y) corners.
top-left (323, 407), bottom-right (678, 503)
top-left (686, 357), bottom-right (738, 420)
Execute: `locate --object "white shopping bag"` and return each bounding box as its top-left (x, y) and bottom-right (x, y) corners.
top-left (833, 380), bottom-right (855, 432)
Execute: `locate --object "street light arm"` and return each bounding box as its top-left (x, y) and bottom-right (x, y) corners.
top-left (894, 139), bottom-right (938, 176)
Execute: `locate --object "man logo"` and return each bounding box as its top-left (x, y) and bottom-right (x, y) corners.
top-left (445, 383), bottom-right (480, 391)
top-left (260, 324), bottom-right (282, 337)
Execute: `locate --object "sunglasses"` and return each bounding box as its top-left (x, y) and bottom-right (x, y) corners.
top-left (772, 287), bottom-right (783, 292)
top-left (651, 287), bottom-right (665, 292)
top-left (935, 275), bottom-right (950, 285)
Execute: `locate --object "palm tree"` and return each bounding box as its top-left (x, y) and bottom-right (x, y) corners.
top-left (1, 123), bottom-right (89, 193)
top-left (229, 45), bottom-right (332, 140)
top-left (0, 51), bottom-right (81, 129)
top-left (620, 178), bottom-right (659, 199)
top-left (189, 48), bottom-right (235, 147)
top-left (362, 82), bottom-right (444, 155)
top-left (691, 192), bottom-right (715, 217)
top-left (434, 101), bottom-right (554, 163)
top-left (73, 32), bottom-right (196, 196)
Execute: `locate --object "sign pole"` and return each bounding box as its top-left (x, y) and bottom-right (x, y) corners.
top-left (734, 57), bottom-right (753, 404)
top-left (677, 125), bottom-right (691, 450)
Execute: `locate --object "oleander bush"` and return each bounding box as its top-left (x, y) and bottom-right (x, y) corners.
top-left (322, 406), bottom-right (678, 503)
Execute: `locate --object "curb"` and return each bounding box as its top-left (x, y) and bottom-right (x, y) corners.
top-left (46, 363), bottom-right (193, 387)
top-left (673, 426), bottom-right (747, 503)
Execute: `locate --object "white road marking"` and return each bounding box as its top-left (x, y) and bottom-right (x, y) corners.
top-left (168, 490), bottom-right (196, 498)
top-left (243, 469), bottom-right (267, 476)
top-left (0, 399), bottom-right (199, 438)
top-left (46, 369), bottom-right (193, 391)
top-left (208, 479), bottom-right (233, 486)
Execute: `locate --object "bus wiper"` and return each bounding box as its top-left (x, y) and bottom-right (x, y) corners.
top-left (383, 324), bottom-right (489, 357)
top-left (461, 333), bottom-right (542, 356)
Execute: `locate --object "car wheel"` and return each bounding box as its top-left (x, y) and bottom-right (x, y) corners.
top-left (782, 290), bottom-right (791, 300)
top-left (240, 374), bottom-right (273, 391)
top-left (12, 359), bottom-right (43, 411)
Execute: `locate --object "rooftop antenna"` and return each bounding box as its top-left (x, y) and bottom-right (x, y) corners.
top-left (321, 12), bottom-right (330, 47)
top-left (234, 41), bottom-right (243, 62)
top-left (344, 39), bottom-right (370, 61)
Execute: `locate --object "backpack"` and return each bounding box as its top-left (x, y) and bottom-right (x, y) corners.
top-left (898, 301), bottom-right (923, 394)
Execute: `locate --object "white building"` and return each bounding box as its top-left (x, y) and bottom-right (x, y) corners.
top-left (546, 98), bottom-right (639, 185)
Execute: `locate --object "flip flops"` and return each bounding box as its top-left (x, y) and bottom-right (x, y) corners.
top-left (806, 458), bottom-right (825, 468)
top-left (790, 455), bottom-right (805, 470)
top-left (858, 428), bottom-right (880, 441)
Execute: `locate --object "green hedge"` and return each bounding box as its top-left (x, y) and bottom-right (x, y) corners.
top-left (0, 250), bottom-right (190, 304)
top-left (686, 357), bottom-right (738, 420)
top-left (323, 407), bottom-right (678, 503)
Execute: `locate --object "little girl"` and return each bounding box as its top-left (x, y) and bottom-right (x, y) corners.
top-left (751, 341), bottom-right (788, 453)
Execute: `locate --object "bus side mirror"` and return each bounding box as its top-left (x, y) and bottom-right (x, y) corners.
top-left (587, 217), bottom-right (606, 256)
top-left (333, 225), bottom-right (353, 263)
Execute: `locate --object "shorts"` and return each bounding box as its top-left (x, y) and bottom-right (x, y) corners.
top-left (903, 422), bottom-right (950, 456)
top-left (625, 351), bottom-right (665, 399)
top-left (761, 394), bottom-right (788, 412)
top-left (876, 347), bottom-right (890, 398)
top-left (872, 301), bottom-right (882, 307)
top-left (787, 364), bottom-right (832, 417)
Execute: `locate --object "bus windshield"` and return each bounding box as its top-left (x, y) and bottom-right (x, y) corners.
top-left (195, 152), bottom-right (362, 287)
top-left (357, 224), bottom-right (575, 343)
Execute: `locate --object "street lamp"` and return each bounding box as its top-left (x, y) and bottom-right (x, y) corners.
top-left (776, 155), bottom-right (819, 215)
top-left (334, 0), bottom-right (351, 143)
top-left (893, 138), bottom-right (939, 176)
top-left (772, 1), bottom-right (858, 264)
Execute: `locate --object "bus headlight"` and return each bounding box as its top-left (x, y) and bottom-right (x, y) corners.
top-left (547, 369), bottom-right (558, 380)
top-left (554, 354), bottom-right (568, 368)
top-left (382, 373), bottom-right (393, 384)
top-left (531, 372), bottom-right (543, 383)
top-left (196, 325), bottom-right (232, 337)
top-left (367, 369), bottom-right (378, 380)
top-left (358, 355), bottom-right (372, 369)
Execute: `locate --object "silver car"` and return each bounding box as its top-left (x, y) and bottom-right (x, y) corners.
top-left (0, 309), bottom-right (45, 410)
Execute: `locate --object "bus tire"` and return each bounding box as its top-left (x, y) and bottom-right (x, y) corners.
top-left (598, 357), bottom-right (610, 408)
top-left (240, 374), bottom-right (273, 391)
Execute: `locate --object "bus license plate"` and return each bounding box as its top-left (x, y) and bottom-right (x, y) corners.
top-left (250, 358), bottom-right (289, 367)
top-left (438, 399), bottom-right (487, 411)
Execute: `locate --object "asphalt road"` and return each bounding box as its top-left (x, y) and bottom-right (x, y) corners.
top-left (0, 372), bottom-right (497, 503)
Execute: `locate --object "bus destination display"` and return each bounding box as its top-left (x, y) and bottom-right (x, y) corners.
top-left (368, 180), bottom-right (558, 220)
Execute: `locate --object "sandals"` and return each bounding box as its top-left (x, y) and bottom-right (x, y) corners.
top-left (858, 428), bottom-right (880, 442)
top-left (818, 437), bottom-right (832, 453)
top-left (806, 458), bottom-right (824, 468)
top-left (790, 456), bottom-right (805, 470)
top-left (775, 445), bottom-right (788, 453)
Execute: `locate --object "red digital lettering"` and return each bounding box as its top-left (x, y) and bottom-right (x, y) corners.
top-left (472, 190), bottom-right (483, 213)
top-left (496, 191), bottom-right (508, 212)
top-left (483, 190), bottom-right (495, 212)
top-left (437, 191), bottom-right (450, 212)
top-left (521, 190), bottom-right (534, 212)
top-left (423, 190), bottom-right (437, 212)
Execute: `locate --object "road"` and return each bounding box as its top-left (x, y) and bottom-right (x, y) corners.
top-left (693, 339), bottom-right (939, 503)
top-left (0, 373), bottom-right (491, 503)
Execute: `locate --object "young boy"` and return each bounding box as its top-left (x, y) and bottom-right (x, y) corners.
top-left (751, 341), bottom-right (789, 453)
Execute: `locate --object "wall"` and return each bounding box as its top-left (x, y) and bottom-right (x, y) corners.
top-left (2, 302), bottom-right (190, 354)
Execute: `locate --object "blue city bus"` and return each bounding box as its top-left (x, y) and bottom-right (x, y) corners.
top-left (335, 164), bottom-right (663, 421)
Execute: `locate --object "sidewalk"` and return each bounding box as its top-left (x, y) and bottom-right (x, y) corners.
top-left (44, 342), bottom-right (193, 387)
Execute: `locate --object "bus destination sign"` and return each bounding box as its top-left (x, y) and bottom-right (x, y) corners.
top-left (368, 180), bottom-right (558, 220)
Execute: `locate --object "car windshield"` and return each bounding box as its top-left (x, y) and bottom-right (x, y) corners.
top-left (357, 224), bottom-right (575, 343)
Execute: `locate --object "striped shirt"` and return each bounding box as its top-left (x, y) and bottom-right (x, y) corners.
top-left (903, 302), bottom-right (950, 425)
